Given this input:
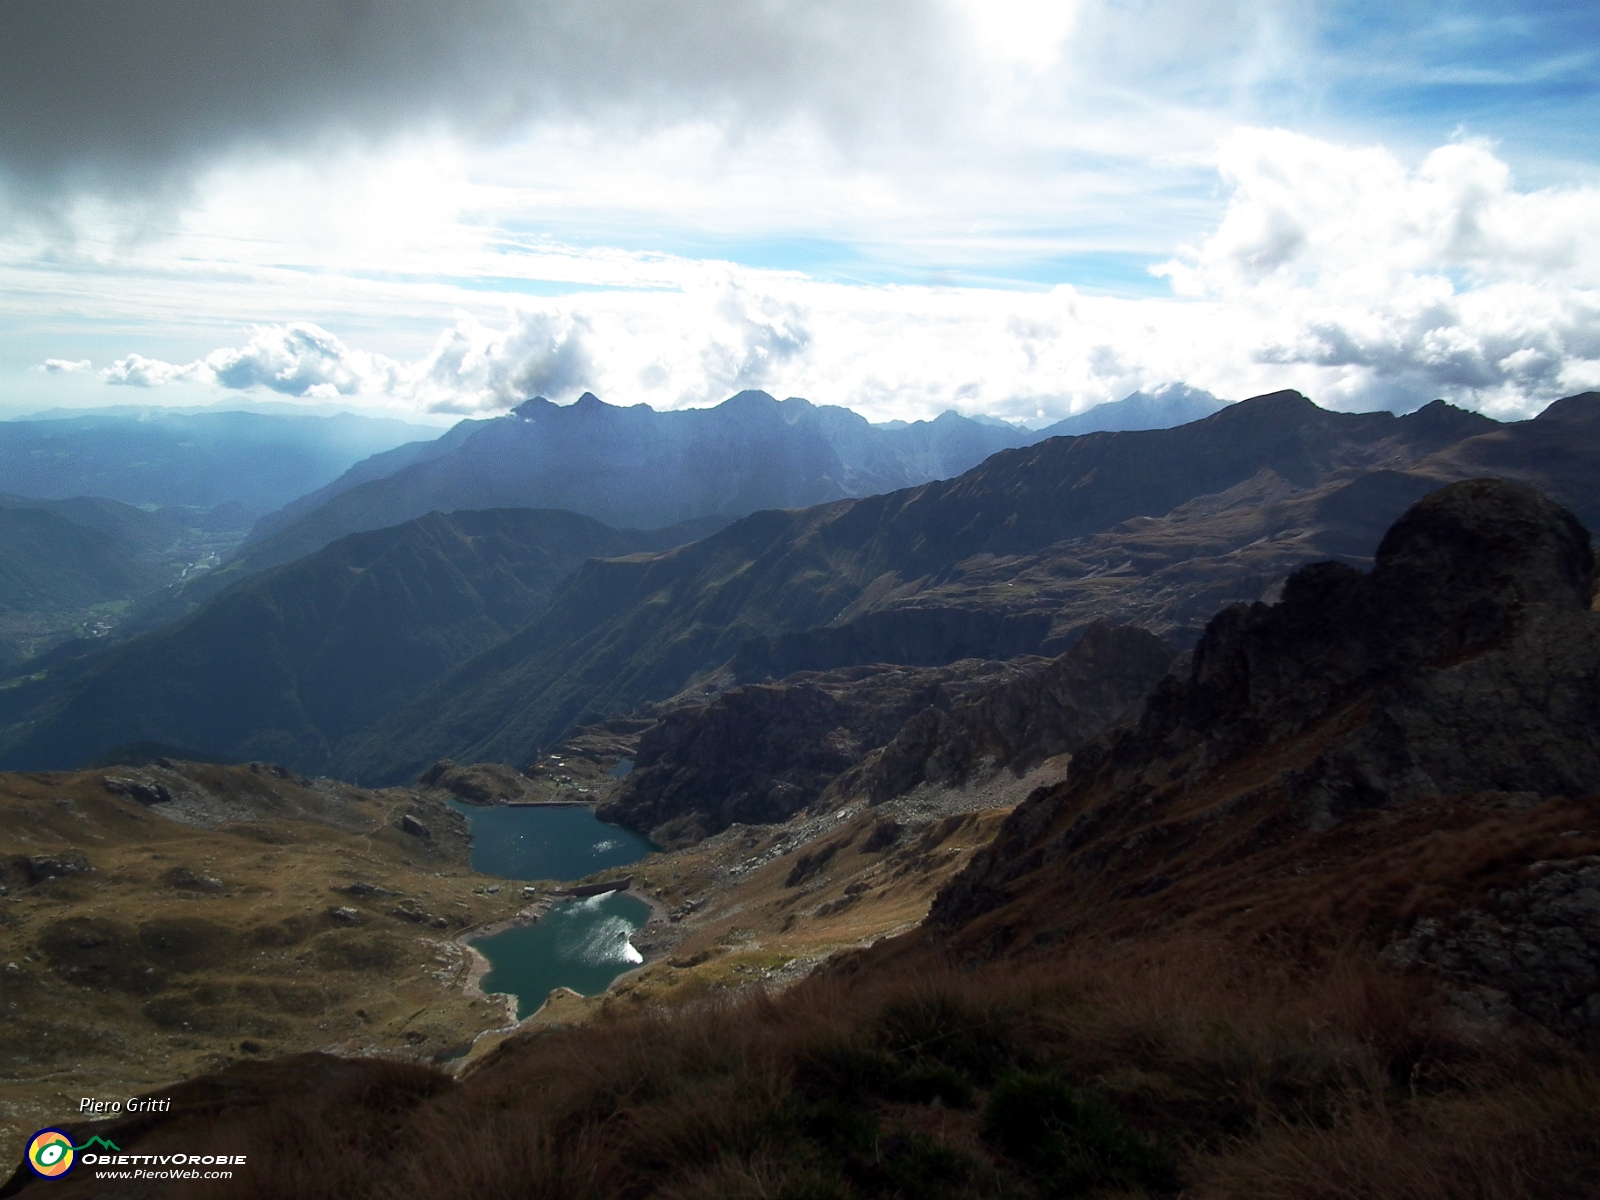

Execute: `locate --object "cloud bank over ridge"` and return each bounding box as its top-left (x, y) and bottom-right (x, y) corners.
top-left (0, 0), bottom-right (960, 199)
top-left (4, 2), bottom-right (1595, 423)
top-left (85, 131), bottom-right (1600, 422)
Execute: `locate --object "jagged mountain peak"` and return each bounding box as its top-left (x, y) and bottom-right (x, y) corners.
top-left (510, 394), bottom-right (557, 419)
top-left (1036, 382), bottom-right (1229, 437)
top-left (1395, 396), bottom-right (1500, 438)
top-left (1178, 478), bottom-right (1595, 751)
top-left (231, 388), bottom-right (1038, 571)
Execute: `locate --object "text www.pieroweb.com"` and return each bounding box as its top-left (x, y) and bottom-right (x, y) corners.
top-left (85, 1152), bottom-right (245, 1181)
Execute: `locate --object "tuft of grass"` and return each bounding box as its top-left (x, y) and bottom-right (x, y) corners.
top-left (871, 990), bottom-right (1019, 1084)
top-left (983, 1070), bottom-right (1179, 1195)
top-left (1190, 1068), bottom-right (1600, 1200)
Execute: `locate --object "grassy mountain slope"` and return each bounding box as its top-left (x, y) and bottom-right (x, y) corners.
top-left (0, 510), bottom-right (710, 773)
top-left (0, 495), bottom-right (269, 664)
top-left (0, 493), bottom-right (190, 556)
top-left (0, 507), bottom-right (163, 615)
top-left (118, 423), bottom-right (491, 632)
top-left (0, 760), bottom-right (529, 1166)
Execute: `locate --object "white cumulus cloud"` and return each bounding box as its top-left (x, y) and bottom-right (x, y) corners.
top-left (102, 354), bottom-right (210, 388)
top-left (104, 323), bottom-right (404, 397)
top-left (72, 131), bottom-right (1600, 424)
top-left (1153, 129), bottom-right (1600, 415)
top-left (412, 312), bottom-right (596, 414)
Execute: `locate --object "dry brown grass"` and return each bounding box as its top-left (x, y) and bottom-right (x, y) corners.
top-left (0, 762), bottom-right (529, 1167)
top-left (1192, 1069), bottom-right (1600, 1200)
top-left (20, 935), bottom-right (1589, 1200)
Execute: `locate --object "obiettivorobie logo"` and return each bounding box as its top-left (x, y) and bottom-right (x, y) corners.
top-left (25, 1130), bottom-right (118, 1179)
top-left (25, 1129), bottom-right (246, 1181)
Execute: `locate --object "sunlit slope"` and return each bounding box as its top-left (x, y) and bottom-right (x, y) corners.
top-left (0, 759), bottom-right (528, 1168)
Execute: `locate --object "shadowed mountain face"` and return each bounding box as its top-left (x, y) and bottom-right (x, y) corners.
top-left (0, 508), bottom-right (163, 617)
top-left (217, 417), bottom-right (487, 564)
top-left (0, 493), bottom-right (188, 558)
top-left (0, 409), bottom-right (440, 509)
top-left (0, 495), bottom-right (264, 665)
top-left (235, 391), bottom-right (1038, 573)
top-left (333, 390), bottom-right (1571, 782)
top-left (0, 510), bottom-right (713, 774)
top-left (928, 478), bottom-right (1600, 1033)
top-left (823, 621), bottom-right (1180, 809)
top-left (595, 658), bottom-right (1045, 847)
top-left (594, 621), bottom-right (1178, 848)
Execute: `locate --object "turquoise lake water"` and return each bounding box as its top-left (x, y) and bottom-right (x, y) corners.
top-left (473, 891), bottom-right (652, 1019)
top-left (450, 801), bottom-right (657, 1016)
top-left (448, 799), bottom-right (655, 881)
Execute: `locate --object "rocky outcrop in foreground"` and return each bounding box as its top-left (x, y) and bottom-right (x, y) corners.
top-left (931, 479), bottom-right (1600, 1036)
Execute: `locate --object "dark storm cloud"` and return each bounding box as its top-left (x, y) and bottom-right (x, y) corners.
top-left (0, 0), bottom-right (958, 194)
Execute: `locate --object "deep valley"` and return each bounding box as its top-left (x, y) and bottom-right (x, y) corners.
top-left (2, 390), bottom-right (1599, 1199)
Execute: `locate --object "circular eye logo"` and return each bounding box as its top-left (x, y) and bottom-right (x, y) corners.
top-left (27, 1129), bottom-right (76, 1178)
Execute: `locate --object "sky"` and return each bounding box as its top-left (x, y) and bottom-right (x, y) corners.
top-left (1, 0), bottom-right (1597, 426)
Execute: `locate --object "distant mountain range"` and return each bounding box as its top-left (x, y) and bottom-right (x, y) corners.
top-left (0, 381), bottom-right (1229, 676)
top-left (232, 386), bottom-right (1233, 576)
top-left (0, 408), bottom-right (440, 510)
top-left (331, 390), bottom-right (1538, 781)
top-left (1034, 382), bottom-right (1227, 436)
top-left (230, 391), bottom-right (1039, 573)
top-left (13, 385), bottom-right (1584, 782)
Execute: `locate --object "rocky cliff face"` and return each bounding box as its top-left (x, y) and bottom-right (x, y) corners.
top-left (824, 621), bottom-right (1176, 807)
top-left (930, 479), bottom-right (1600, 1036)
top-left (596, 658), bottom-right (1043, 846)
top-left (598, 622), bottom-right (1176, 847)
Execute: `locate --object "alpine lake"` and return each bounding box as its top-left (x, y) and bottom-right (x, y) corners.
top-left (449, 800), bottom-right (657, 1020)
